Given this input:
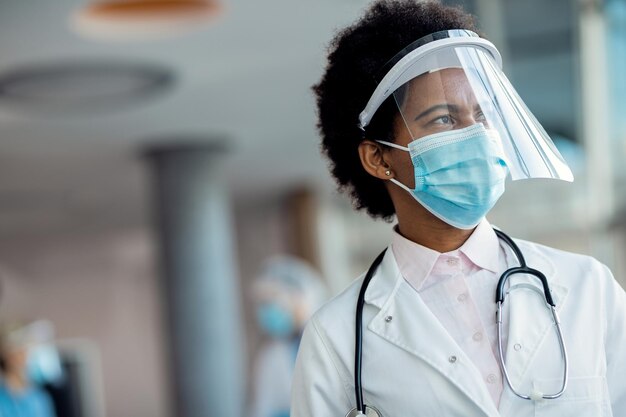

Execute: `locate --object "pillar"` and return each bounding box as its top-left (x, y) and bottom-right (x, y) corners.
top-left (146, 143), bottom-right (244, 417)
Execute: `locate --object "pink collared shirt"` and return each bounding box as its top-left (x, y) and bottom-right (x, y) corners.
top-left (391, 219), bottom-right (508, 406)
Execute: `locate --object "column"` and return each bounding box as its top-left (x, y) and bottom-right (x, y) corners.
top-left (579, 0), bottom-right (615, 266)
top-left (146, 144), bottom-right (244, 417)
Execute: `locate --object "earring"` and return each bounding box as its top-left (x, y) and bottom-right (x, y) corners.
top-left (385, 169), bottom-right (392, 176)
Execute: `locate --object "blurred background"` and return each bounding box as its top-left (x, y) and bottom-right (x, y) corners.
top-left (0, 0), bottom-right (624, 416)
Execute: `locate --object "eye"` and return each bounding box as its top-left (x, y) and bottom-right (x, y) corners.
top-left (475, 110), bottom-right (487, 122)
top-left (432, 114), bottom-right (453, 125)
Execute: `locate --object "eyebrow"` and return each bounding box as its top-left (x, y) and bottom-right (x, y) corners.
top-left (413, 104), bottom-right (458, 121)
top-left (413, 103), bottom-right (485, 121)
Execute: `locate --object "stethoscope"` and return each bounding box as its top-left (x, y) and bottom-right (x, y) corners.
top-left (346, 228), bottom-right (569, 417)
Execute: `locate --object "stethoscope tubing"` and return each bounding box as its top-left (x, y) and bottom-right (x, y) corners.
top-left (493, 228), bottom-right (568, 399)
top-left (493, 229), bottom-right (555, 306)
top-left (354, 248), bottom-right (387, 413)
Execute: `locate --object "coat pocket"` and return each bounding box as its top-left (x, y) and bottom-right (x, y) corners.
top-left (533, 376), bottom-right (611, 417)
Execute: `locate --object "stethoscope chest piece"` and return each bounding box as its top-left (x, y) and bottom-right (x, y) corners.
top-left (346, 405), bottom-right (383, 417)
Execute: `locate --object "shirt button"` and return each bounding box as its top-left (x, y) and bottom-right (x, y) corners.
top-left (514, 343), bottom-right (522, 351)
top-left (448, 355), bottom-right (457, 363)
top-left (486, 374), bottom-right (497, 384)
top-left (446, 258), bottom-right (459, 266)
top-left (457, 293), bottom-right (468, 302)
top-left (472, 332), bottom-right (483, 342)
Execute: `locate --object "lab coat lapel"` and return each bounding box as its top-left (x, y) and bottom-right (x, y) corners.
top-left (497, 241), bottom-right (569, 415)
top-left (364, 248), bottom-right (500, 417)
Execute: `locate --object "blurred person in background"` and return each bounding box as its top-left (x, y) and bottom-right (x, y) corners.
top-left (0, 321), bottom-right (61, 417)
top-left (292, 1), bottom-right (626, 416)
top-left (248, 256), bottom-right (326, 417)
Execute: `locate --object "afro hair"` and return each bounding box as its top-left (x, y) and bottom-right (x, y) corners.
top-left (313, 0), bottom-right (480, 220)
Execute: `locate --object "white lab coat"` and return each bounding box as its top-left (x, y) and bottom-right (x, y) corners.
top-left (291, 238), bottom-right (626, 416)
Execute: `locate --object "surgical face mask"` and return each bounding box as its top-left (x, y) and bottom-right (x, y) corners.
top-left (377, 123), bottom-right (509, 229)
top-left (257, 303), bottom-right (294, 338)
top-left (26, 344), bottom-right (64, 386)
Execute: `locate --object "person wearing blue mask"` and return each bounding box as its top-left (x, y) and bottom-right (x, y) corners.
top-left (249, 256), bottom-right (326, 417)
top-left (0, 323), bottom-right (58, 417)
top-left (291, 1), bottom-right (626, 416)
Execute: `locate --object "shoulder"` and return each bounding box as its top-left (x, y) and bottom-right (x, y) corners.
top-left (514, 238), bottom-right (619, 306)
top-left (516, 238), bottom-right (609, 276)
top-left (292, 272), bottom-right (369, 413)
top-left (306, 272), bottom-right (365, 339)
top-left (296, 270), bottom-right (369, 380)
top-left (516, 238), bottom-right (592, 261)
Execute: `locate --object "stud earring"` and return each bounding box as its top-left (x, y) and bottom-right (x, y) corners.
top-left (385, 169), bottom-right (392, 176)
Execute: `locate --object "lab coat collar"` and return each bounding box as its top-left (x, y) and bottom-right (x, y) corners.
top-left (362, 248), bottom-right (403, 309)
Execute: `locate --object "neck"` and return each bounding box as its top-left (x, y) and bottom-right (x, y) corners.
top-left (397, 221), bottom-right (474, 253)
top-left (395, 201), bottom-right (475, 253)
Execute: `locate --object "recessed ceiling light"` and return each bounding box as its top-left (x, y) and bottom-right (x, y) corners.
top-left (0, 61), bottom-right (174, 113)
top-left (72, 0), bottom-right (223, 41)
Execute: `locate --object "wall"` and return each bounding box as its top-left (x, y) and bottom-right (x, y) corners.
top-left (0, 228), bottom-right (169, 417)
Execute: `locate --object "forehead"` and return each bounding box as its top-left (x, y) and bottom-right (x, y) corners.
top-left (401, 68), bottom-right (476, 106)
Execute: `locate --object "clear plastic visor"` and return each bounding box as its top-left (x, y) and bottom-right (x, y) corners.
top-left (391, 46), bottom-right (573, 181)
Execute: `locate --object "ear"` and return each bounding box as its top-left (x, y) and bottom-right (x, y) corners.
top-left (358, 139), bottom-right (394, 180)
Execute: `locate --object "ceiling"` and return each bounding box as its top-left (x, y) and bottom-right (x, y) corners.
top-left (0, 0), bottom-right (368, 237)
top-left (0, 0), bottom-right (604, 240)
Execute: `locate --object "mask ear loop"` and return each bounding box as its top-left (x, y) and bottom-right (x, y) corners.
top-left (375, 140), bottom-right (408, 151)
top-left (373, 141), bottom-right (412, 194)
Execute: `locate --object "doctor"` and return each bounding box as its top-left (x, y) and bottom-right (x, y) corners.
top-left (291, 1), bottom-right (626, 416)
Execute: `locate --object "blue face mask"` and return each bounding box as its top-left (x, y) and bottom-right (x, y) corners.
top-left (257, 303), bottom-right (295, 338)
top-left (26, 344), bottom-right (64, 386)
top-left (377, 123), bottom-right (509, 229)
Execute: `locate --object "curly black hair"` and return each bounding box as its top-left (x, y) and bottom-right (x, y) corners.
top-left (314, 0), bottom-right (480, 220)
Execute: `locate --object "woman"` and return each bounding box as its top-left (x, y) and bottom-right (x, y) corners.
top-left (291, 1), bottom-right (626, 416)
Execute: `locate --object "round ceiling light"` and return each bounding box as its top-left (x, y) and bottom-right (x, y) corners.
top-left (0, 61), bottom-right (174, 113)
top-left (72, 0), bottom-right (223, 41)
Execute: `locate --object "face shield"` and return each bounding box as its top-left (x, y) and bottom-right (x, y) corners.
top-left (359, 30), bottom-right (573, 182)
